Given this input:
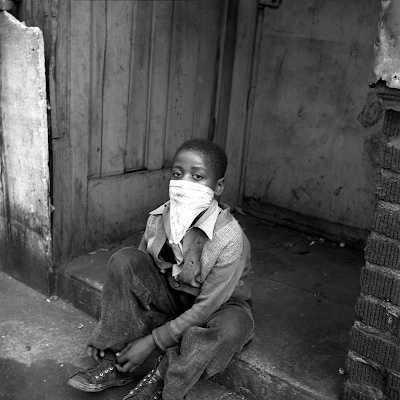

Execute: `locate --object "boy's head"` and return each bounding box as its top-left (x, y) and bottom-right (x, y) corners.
top-left (171, 139), bottom-right (228, 196)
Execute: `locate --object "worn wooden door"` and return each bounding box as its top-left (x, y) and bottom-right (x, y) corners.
top-left (44, 0), bottom-right (233, 263)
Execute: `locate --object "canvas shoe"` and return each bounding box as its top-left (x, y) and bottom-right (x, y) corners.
top-left (67, 357), bottom-right (135, 392)
top-left (123, 369), bottom-right (164, 400)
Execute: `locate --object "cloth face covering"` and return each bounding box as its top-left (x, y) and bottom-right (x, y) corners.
top-left (169, 180), bottom-right (215, 244)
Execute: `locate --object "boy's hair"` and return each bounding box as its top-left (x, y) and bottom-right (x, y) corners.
top-left (174, 138), bottom-right (228, 180)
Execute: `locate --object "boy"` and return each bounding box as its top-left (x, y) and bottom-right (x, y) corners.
top-left (68, 139), bottom-right (254, 400)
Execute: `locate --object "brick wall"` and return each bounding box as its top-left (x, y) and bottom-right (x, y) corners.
top-left (343, 108), bottom-right (400, 399)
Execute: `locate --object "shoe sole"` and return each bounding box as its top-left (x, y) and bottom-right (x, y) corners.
top-left (67, 376), bottom-right (135, 392)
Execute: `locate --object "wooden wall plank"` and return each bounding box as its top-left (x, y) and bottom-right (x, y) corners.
top-left (51, 0), bottom-right (69, 141)
top-left (145, 1), bottom-right (174, 171)
top-left (192, 0), bottom-right (222, 141)
top-left (51, 148), bottom-right (63, 262)
top-left (38, 0), bottom-right (52, 72)
top-left (67, 0), bottom-right (91, 258)
top-left (101, 0), bottom-right (133, 177)
top-left (89, 0), bottom-right (106, 178)
top-left (214, 0), bottom-right (238, 150)
top-left (50, 0), bottom-right (70, 263)
top-left (18, 0), bottom-right (31, 26)
top-left (48, 0), bottom-right (59, 139)
top-left (165, 1), bottom-right (201, 164)
top-left (21, 0), bottom-right (32, 26)
top-left (125, 1), bottom-right (152, 172)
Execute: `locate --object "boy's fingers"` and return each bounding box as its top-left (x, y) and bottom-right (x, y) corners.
top-left (129, 365), bottom-right (137, 373)
top-left (116, 347), bottom-right (128, 358)
top-left (116, 362), bottom-right (132, 373)
top-left (116, 352), bottom-right (128, 365)
top-left (91, 348), bottom-right (99, 362)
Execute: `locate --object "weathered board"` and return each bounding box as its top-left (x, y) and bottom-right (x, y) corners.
top-left (0, 12), bottom-right (52, 294)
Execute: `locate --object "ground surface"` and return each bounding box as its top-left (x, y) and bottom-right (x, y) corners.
top-left (0, 212), bottom-right (364, 399)
top-left (0, 272), bottom-right (243, 400)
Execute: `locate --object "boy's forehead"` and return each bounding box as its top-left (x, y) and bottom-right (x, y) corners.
top-left (174, 149), bottom-right (209, 166)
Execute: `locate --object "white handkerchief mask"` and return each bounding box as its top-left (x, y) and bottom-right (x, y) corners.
top-left (169, 180), bottom-right (215, 244)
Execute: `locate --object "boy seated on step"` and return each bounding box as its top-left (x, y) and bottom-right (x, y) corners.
top-left (67, 138), bottom-right (254, 400)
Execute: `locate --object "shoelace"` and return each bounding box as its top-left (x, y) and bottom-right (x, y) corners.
top-left (76, 361), bottom-right (115, 381)
top-left (123, 370), bottom-right (162, 399)
top-left (94, 364), bottom-right (114, 381)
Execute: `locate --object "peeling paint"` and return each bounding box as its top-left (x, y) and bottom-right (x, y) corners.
top-left (357, 91), bottom-right (383, 128)
top-left (332, 186), bottom-right (344, 197)
top-left (371, 0), bottom-right (400, 88)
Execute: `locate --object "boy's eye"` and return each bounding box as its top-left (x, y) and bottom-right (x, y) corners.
top-left (171, 171), bottom-right (182, 178)
top-left (192, 174), bottom-right (202, 180)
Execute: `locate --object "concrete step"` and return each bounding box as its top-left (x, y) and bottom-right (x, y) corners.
top-left (55, 213), bottom-right (364, 400)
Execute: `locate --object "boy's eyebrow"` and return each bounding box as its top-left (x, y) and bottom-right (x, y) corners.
top-left (172, 163), bottom-right (207, 171)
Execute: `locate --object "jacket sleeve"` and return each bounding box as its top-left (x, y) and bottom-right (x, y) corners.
top-left (152, 236), bottom-right (246, 350)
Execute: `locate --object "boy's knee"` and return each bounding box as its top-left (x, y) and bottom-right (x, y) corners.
top-left (208, 306), bottom-right (253, 345)
top-left (107, 247), bottom-right (148, 277)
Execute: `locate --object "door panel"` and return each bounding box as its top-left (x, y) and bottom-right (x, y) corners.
top-left (85, 0), bottom-right (222, 250)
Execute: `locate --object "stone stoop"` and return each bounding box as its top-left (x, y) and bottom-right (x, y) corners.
top-left (55, 213), bottom-right (364, 400)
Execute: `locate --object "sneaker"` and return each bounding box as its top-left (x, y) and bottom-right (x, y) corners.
top-left (123, 370), bottom-right (163, 400)
top-left (67, 357), bottom-right (135, 392)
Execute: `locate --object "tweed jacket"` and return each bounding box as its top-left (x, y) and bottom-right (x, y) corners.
top-left (138, 202), bottom-right (252, 350)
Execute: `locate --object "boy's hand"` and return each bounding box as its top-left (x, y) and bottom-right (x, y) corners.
top-left (87, 345), bottom-right (105, 363)
top-left (115, 335), bottom-right (157, 373)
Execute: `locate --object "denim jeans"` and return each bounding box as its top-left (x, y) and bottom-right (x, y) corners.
top-left (90, 247), bottom-right (254, 400)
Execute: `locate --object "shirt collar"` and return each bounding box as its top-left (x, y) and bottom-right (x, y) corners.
top-left (192, 200), bottom-right (219, 240)
top-left (150, 199), bottom-right (220, 240)
top-left (150, 202), bottom-right (169, 215)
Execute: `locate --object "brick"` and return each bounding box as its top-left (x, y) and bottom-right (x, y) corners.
top-left (346, 351), bottom-right (386, 389)
top-left (371, 202), bottom-right (400, 240)
top-left (360, 265), bottom-right (400, 306)
top-left (342, 382), bottom-right (384, 400)
top-left (388, 373), bottom-right (400, 400)
top-left (355, 296), bottom-right (400, 339)
top-left (377, 171), bottom-right (400, 204)
top-left (349, 324), bottom-right (400, 372)
top-left (382, 109), bottom-right (400, 141)
top-left (365, 233), bottom-right (400, 271)
top-left (383, 143), bottom-right (400, 173)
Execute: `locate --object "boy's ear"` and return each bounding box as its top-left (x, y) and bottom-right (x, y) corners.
top-left (214, 177), bottom-right (225, 196)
